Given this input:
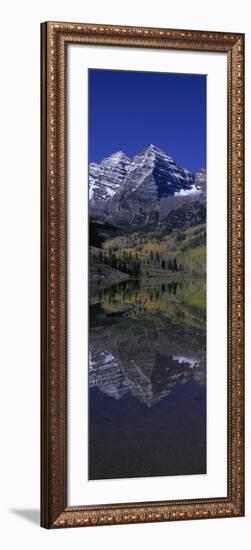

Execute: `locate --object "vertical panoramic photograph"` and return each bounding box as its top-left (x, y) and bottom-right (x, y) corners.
top-left (88, 69), bottom-right (207, 480)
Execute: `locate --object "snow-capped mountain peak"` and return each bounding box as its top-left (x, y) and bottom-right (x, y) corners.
top-left (89, 150), bottom-right (131, 203)
top-left (115, 144), bottom-right (195, 201)
top-left (108, 150), bottom-right (130, 161)
top-left (89, 145), bottom-right (206, 227)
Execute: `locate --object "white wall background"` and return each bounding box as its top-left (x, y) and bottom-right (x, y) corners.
top-left (0, 0), bottom-right (249, 548)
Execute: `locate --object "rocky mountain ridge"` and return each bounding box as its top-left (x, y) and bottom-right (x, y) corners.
top-left (89, 145), bottom-right (206, 228)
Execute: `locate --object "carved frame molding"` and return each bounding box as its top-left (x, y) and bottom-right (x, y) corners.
top-left (41, 21), bottom-right (245, 528)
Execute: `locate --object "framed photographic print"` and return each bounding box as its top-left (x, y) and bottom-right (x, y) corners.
top-left (41, 21), bottom-right (245, 528)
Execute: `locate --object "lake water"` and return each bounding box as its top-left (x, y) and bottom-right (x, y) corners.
top-left (89, 278), bottom-right (206, 480)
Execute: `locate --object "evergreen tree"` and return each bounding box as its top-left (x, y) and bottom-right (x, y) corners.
top-left (172, 258), bottom-right (178, 272)
top-left (111, 254), bottom-right (118, 269)
top-left (98, 250), bottom-right (103, 264)
top-left (155, 251), bottom-right (160, 264)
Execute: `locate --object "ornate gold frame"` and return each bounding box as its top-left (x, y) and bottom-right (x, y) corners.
top-left (41, 21), bottom-right (245, 528)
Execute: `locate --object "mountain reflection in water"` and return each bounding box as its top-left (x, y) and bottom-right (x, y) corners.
top-left (89, 278), bottom-right (206, 479)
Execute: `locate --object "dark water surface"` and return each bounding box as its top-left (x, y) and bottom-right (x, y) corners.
top-left (89, 278), bottom-right (206, 479)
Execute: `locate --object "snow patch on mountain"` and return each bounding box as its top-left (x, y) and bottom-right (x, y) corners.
top-left (174, 184), bottom-right (200, 197)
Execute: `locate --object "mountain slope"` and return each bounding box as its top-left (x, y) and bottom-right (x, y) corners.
top-left (89, 151), bottom-right (131, 204)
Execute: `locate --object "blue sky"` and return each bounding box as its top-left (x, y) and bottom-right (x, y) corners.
top-left (89, 69), bottom-right (206, 173)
